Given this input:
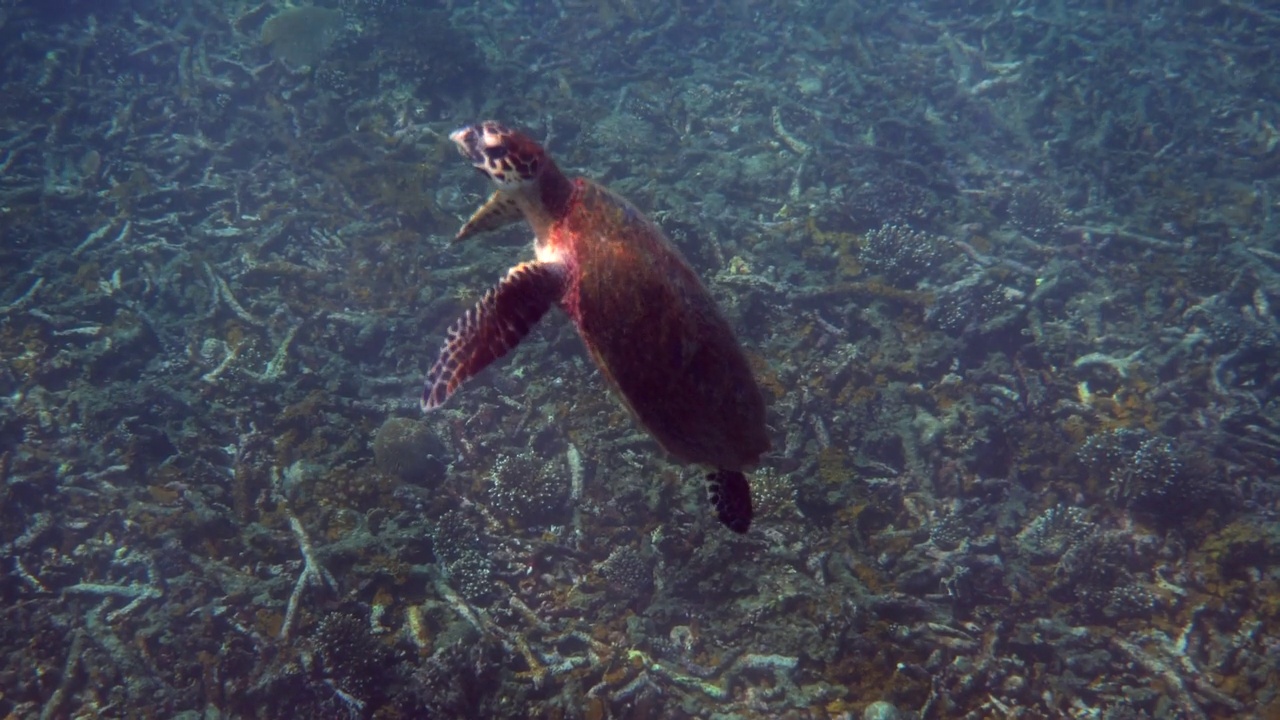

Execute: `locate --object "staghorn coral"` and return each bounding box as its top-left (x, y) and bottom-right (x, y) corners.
top-left (430, 510), bottom-right (484, 566)
top-left (1078, 581), bottom-right (1158, 621)
top-left (486, 452), bottom-right (572, 527)
top-left (397, 638), bottom-right (512, 717)
top-left (446, 549), bottom-right (495, 604)
top-left (1040, 526), bottom-right (1168, 622)
top-left (750, 467), bottom-right (799, 520)
top-left (1077, 428), bottom-right (1218, 518)
top-left (312, 612), bottom-right (397, 709)
top-left (846, 176), bottom-right (936, 232)
top-left (596, 545), bottom-right (653, 597)
top-left (1005, 186), bottom-right (1065, 242)
top-left (926, 271), bottom-right (1029, 337)
top-left (313, 66), bottom-right (356, 97)
top-left (1016, 504), bottom-right (1095, 562)
top-left (859, 223), bottom-right (954, 288)
top-left (927, 511), bottom-right (971, 551)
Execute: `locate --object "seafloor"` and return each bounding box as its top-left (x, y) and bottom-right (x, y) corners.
top-left (2, 0), bottom-right (1279, 718)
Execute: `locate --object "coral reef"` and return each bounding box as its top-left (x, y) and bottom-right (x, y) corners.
top-left (1078, 428), bottom-right (1220, 518)
top-left (312, 612), bottom-right (397, 708)
top-left (487, 451), bottom-right (572, 527)
top-left (372, 416), bottom-right (444, 483)
top-left (1, 0), bottom-right (1278, 717)
top-left (858, 223), bottom-right (955, 288)
top-left (595, 545), bottom-right (654, 597)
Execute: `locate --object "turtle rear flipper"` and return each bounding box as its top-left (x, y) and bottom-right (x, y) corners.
top-left (422, 261), bottom-right (565, 410)
top-left (706, 469), bottom-right (752, 533)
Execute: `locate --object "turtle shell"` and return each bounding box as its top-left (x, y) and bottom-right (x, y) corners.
top-left (551, 179), bottom-right (770, 472)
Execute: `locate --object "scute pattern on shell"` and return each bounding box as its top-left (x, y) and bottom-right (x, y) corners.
top-left (556, 178), bottom-right (771, 473)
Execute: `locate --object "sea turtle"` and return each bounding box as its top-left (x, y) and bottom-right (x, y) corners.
top-left (422, 121), bottom-right (770, 533)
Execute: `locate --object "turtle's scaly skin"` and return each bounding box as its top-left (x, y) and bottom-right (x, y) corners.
top-left (423, 122), bottom-right (769, 532)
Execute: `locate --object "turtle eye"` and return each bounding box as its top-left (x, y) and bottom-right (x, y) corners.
top-left (484, 145), bottom-right (509, 161)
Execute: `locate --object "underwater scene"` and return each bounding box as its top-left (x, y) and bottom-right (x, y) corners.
top-left (2, 0), bottom-right (1279, 717)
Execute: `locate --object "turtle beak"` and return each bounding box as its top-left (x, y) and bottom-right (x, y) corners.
top-left (449, 126), bottom-right (485, 166)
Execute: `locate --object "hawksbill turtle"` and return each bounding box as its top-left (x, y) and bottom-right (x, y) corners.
top-left (422, 121), bottom-right (770, 533)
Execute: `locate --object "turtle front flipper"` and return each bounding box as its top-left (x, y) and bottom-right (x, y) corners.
top-left (455, 191), bottom-right (523, 242)
top-left (422, 261), bottom-right (565, 411)
top-left (705, 469), bottom-right (753, 533)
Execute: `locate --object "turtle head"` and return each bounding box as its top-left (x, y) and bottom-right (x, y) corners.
top-left (450, 121), bottom-right (548, 192)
